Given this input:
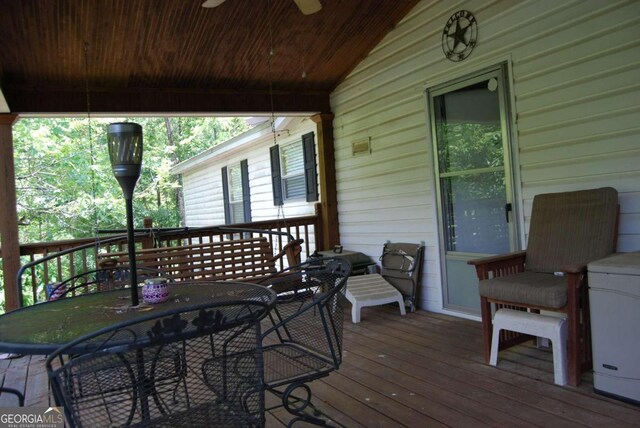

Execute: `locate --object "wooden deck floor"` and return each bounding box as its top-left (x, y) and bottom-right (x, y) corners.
top-left (1, 306), bottom-right (638, 427)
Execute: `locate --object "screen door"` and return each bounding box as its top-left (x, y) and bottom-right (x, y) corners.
top-left (428, 66), bottom-right (518, 315)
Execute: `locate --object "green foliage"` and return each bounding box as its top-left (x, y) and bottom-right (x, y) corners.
top-left (436, 122), bottom-right (505, 201)
top-left (13, 116), bottom-right (250, 243)
top-left (436, 122), bottom-right (503, 173)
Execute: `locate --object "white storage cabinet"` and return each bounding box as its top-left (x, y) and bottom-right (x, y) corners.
top-left (588, 252), bottom-right (640, 404)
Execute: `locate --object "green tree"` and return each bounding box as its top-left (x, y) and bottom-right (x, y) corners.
top-left (12, 116), bottom-right (250, 242)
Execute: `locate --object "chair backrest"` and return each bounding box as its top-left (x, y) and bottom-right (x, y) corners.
top-left (380, 242), bottom-right (425, 298)
top-left (46, 301), bottom-right (266, 428)
top-left (262, 258), bottom-right (351, 367)
top-left (525, 187), bottom-right (618, 273)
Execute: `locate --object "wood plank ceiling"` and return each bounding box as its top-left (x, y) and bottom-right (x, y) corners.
top-left (0, 0), bottom-right (420, 115)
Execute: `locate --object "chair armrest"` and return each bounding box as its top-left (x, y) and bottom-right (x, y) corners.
top-left (561, 265), bottom-right (588, 300)
top-left (467, 250), bottom-right (527, 281)
top-left (467, 250), bottom-right (527, 266)
top-left (270, 239), bottom-right (304, 266)
top-left (559, 263), bottom-right (587, 274)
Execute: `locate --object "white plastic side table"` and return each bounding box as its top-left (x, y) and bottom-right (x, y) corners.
top-left (345, 273), bottom-right (406, 323)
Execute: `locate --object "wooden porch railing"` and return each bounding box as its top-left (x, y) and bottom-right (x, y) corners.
top-left (14, 212), bottom-right (320, 307)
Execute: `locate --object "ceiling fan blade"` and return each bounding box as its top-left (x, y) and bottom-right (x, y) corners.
top-left (293, 0), bottom-right (322, 15)
top-left (202, 0), bottom-right (226, 8)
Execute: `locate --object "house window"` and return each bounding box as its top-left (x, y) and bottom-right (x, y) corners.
top-left (222, 160), bottom-right (251, 224)
top-left (281, 142), bottom-right (306, 200)
top-left (270, 132), bottom-right (318, 205)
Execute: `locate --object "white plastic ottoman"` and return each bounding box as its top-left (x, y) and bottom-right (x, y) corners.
top-left (345, 273), bottom-right (406, 323)
top-left (490, 308), bottom-right (568, 386)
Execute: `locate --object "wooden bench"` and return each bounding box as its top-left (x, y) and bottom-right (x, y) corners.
top-left (99, 236), bottom-right (303, 282)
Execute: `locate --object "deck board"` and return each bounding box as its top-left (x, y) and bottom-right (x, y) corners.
top-left (340, 341), bottom-right (539, 427)
top-left (344, 319), bottom-right (575, 427)
top-left (1, 306), bottom-right (638, 427)
top-left (343, 313), bottom-right (631, 427)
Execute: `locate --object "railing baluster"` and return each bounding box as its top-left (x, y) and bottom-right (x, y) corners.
top-left (43, 252), bottom-right (50, 291)
top-left (56, 247), bottom-right (62, 284)
top-left (69, 252), bottom-right (75, 297)
top-left (29, 254), bottom-right (37, 304)
top-left (304, 224), bottom-right (311, 257)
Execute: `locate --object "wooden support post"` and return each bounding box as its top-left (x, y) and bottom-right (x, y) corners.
top-left (314, 203), bottom-right (324, 252)
top-left (0, 114), bottom-right (21, 311)
top-left (141, 218), bottom-right (154, 249)
top-left (311, 113), bottom-right (339, 250)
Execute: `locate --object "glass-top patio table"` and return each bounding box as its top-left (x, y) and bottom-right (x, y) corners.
top-left (0, 281), bottom-right (276, 355)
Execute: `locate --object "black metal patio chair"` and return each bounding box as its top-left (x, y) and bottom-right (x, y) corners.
top-left (46, 301), bottom-right (267, 427)
top-left (0, 387), bottom-right (24, 406)
top-left (260, 257), bottom-right (351, 427)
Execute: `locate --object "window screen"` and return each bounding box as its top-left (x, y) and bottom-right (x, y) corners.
top-left (227, 163), bottom-right (245, 223)
top-left (280, 142), bottom-right (306, 200)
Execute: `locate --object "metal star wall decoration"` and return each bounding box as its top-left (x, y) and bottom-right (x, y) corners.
top-left (442, 10), bottom-right (478, 62)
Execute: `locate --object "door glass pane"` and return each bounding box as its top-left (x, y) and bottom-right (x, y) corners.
top-left (440, 172), bottom-right (509, 254)
top-left (434, 76), bottom-right (510, 255)
top-left (434, 81), bottom-right (503, 173)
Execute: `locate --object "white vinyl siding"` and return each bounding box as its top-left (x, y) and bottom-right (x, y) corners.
top-left (182, 166), bottom-right (224, 226)
top-left (330, 0), bottom-right (640, 314)
top-left (178, 118), bottom-right (319, 227)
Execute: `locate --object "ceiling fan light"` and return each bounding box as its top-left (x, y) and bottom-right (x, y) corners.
top-left (202, 0), bottom-right (226, 8)
top-left (294, 0), bottom-right (322, 15)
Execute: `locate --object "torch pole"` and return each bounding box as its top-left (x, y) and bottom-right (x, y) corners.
top-left (125, 197), bottom-right (139, 306)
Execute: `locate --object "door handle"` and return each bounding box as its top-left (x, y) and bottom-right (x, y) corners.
top-left (505, 203), bottom-right (512, 223)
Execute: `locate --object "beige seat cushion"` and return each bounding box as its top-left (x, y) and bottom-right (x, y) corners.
top-left (479, 271), bottom-right (567, 309)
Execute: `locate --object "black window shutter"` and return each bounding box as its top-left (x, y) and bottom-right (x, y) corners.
top-left (270, 145), bottom-right (283, 206)
top-left (221, 166), bottom-right (231, 224)
top-left (240, 159), bottom-right (251, 222)
top-left (302, 132), bottom-right (318, 202)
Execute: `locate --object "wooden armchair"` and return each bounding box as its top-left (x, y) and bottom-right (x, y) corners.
top-left (468, 187), bottom-right (619, 386)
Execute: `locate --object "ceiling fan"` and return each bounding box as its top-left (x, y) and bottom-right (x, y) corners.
top-left (202, 0), bottom-right (322, 15)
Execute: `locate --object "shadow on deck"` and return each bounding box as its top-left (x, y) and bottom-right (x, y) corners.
top-left (1, 306), bottom-right (638, 427)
